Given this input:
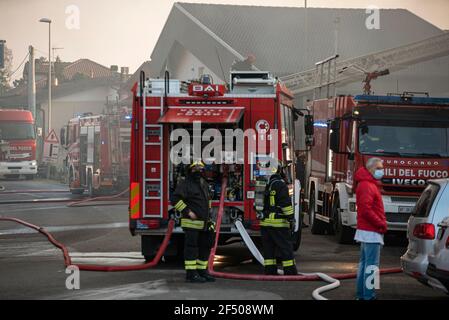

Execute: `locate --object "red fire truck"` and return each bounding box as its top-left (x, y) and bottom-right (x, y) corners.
top-left (0, 109), bottom-right (37, 179)
top-left (306, 93), bottom-right (449, 243)
top-left (61, 109), bottom-right (131, 195)
top-left (129, 71), bottom-right (307, 259)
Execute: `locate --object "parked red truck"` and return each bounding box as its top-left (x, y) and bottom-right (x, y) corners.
top-left (61, 109), bottom-right (131, 195)
top-left (306, 93), bottom-right (449, 243)
top-left (0, 109), bottom-right (37, 179)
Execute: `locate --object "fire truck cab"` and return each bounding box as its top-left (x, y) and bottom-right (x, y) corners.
top-left (61, 110), bottom-right (131, 195)
top-left (306, 93), bottom-right (449, 243)
top-left (129, 71), bottom-right (305, 259)
top-left (0, 109), bottom-right (37, 179)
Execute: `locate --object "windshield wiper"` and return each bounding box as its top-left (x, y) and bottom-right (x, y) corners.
top-left (401, 153), bottom-right (442, 158)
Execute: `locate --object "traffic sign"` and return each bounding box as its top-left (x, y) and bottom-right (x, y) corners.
top-left (43, 129), bottom-right (59, 163)
top-left (45, 129), bottom-right (59, 144)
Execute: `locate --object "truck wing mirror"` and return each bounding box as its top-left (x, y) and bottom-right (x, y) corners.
top-left (359, 121), bottom-right (369, 135)
top-left (293, 108), bottom-right (304, 121)
top-left (329, 119), bottom-right (340, 153)
top-left (304, 115), bottom-right (314, 136)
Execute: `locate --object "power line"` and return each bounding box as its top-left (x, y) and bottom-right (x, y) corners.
top-left (9, 52), bottom-right (30, 78)
top-left (34, 48), bottom-right (48, 56)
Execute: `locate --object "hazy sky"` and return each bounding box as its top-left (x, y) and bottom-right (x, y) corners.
top-left (1, 0), bottom-right (449, 81)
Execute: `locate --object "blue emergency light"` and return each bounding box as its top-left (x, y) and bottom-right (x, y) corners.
top-left (354, 94), bottom-right (449, 106)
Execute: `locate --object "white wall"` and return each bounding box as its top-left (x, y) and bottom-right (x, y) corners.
top-left (165, 41), bottom-right (223, 83)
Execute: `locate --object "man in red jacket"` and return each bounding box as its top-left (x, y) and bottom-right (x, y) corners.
top-left (354, 157), bottom-right (387, 300)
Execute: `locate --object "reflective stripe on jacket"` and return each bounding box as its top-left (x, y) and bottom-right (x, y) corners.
top-left (172, 176), bottom-right (211, 218)
top-left (261, 174), bottom-right (293, 228)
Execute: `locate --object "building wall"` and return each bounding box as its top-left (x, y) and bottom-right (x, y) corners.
top-left (40, 86), bottom-right (118, 136)
top-left (165, 41), bottom-right (223, 83)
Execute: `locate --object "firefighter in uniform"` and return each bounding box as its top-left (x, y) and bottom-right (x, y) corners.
top-left (172, 160), bottom-right (216, 283)
top-left (260, 159), bottom-right (298, 275)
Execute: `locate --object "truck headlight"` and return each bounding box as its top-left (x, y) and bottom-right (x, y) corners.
top-left (30, 161), bottom-right (37, 166)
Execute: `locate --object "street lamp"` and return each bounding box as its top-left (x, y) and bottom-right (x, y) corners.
top-left (39, 18), bottom-right (52, 133)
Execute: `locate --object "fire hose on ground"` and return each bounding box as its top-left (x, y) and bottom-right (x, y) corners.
top-left (0, 215), bottom-right (175, 272)
top-left (66, 188), bottom-right (129, 207)
top-left (0, 188), bottom-right (129, 206)
top-left (207, 175), bottom-right (403, 300)
top-left (0, 189), bottom-right (69, 194)
top-left (0, 176), bottom-right (402, 299)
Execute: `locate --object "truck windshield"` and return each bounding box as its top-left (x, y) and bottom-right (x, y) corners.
top-left (359, 124), bottom-right (449, 157)
top-left (0, 122), bottom-right (35, 140)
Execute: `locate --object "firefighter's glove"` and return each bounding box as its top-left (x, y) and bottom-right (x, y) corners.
top-left (289, 220), bottom-right (296, 231)
top-left (208, 221), bottom-right (216, 232)
top-left (254, 205), bottom-right (265, 220)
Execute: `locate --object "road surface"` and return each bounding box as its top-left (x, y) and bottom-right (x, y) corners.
top-left (0, 178), bottom-right (447, 300)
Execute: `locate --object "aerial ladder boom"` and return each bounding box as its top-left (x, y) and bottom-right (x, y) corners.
top-left (281, 32), bottom-right (449, 95)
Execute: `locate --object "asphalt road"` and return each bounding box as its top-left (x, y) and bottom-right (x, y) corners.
top-left (0, 178), bottom-right (448, 300)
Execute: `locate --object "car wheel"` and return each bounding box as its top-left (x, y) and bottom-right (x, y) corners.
top-left (332, 196), bottom-right (355, 244)
top-left (69, 171), bottom-right (84, 195)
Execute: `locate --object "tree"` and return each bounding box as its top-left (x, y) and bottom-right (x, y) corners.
top-left (54, 55), bottom-right (65, 83)
top-left (0, 45), bottom-right (13, 96)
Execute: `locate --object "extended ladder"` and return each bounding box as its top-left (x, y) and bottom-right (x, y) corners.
top-left (281, 32), bottom-right (449, 95)
top-left (142, 83), bottom-right (164, 218)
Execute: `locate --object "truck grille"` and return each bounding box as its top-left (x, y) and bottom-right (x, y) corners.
top-left (386, 213), bottom-right (411, 223)
top-left (383, 186), bottom-right (424, 194)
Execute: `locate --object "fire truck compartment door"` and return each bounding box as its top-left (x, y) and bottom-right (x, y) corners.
top-left (158, 107), bottom-right (244, 124)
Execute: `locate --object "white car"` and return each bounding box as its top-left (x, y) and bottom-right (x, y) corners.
top-left (426, 216), bottom-right (449, 294)
top-left (401, 179), bottom-right (449, 285)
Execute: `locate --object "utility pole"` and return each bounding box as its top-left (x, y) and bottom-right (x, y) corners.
top-left (0, 40), bottom-right (5, 69)
top-left (39, 18), bottom-right (52, 133)
top-left (28, 46), bottom-right (36, 120)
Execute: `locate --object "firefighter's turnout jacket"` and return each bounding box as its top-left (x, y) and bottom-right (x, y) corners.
top-left (260, 173), bottom-right (297, 275)
top-left (261, 174), bottom-right (294, 228)
top-left (172, 175), bottom-right (212, 230)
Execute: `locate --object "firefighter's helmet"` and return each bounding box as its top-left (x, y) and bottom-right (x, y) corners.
top-left (269, 158), bottom-right (284, 174)
top-left (189, 160), bottom-right (205, 169)
top-left (259, 157), bottom-right (283, 175)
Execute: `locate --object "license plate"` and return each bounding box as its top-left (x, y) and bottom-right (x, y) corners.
top-left (10, 170), bottom-right (20, 174)
top-left (398, 206), bottom-right (413, 214)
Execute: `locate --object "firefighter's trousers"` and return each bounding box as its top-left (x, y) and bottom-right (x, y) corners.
top-left (183, 228), bottom-right (214, 274)
top-left (261, 227), bottom-right (298, 275)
